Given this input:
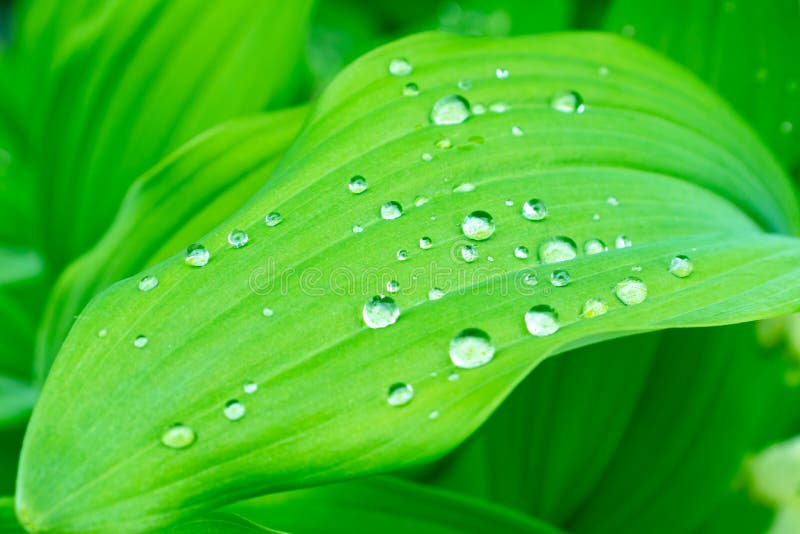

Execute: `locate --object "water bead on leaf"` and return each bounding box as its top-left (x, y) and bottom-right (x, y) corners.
top-left (386, 280), bottom-right (400, 293)
top-left (461, 211), bottom-right (495, 240)
top-left (223, 400), bottom-right (246, 421)
top-left (161, 424), bottom-right (196, 449)
top-left (550, 269), bottom-right (571, 287)
top-left (522, 199), bottom-right (547, 221)
top-left (449, 328), bottom-right (495, 369)
top-left (133, 335), bottom-right (148, 348)
top-left (460, 244), bottom-right (479, 263)
top-left (538, 236), bottom-right (577, 263)
top-left (550, 90), bottom-right (585, 113)
top-left (381, 201), bottom-right (403, 220)
top-left (348, 175), bottom-right (368, 194)
top-left (363, 295), bottom-right (400, 329)
top-left (388, 57), bottom-right (413, 76)
top-left (265, 212), bottom-right (282, 227)
top-left (184, 243), bottom-right (210, 267)
top-left (514, 246), bottom-right (529, 259)
top-left (403, 82), bottom-right (419, 97)
top-left (584, 238), bottom-right (607, 255)
top-left (615, 235), bottom-right (632, 248)
top-left (262, 307), bottom-right (274, 317)
top-left (396, 249), bottom-right (408, 261)
top-left (243, 381), bottom-right (258, 394)
top-left (428, 288), bottom-right (445, 300)
top-left (522, 272), bottom-right (539, 286)
top-left (581, 298), bottom-right (608, 318)
top-left (525, 305), bottom-right (559, 337)
top-left (419, 236), bottom-right (432, 249)
top-left (453, 183), bottom-right (476, 193)
top-left (614, 277), bottom-right (648, 305)
top-left (138, 275), bottom-right (158, 292)
top-left (511, 126), bottom-right (524, 137)
top-left (227, 229), bottom-right (249, 248)
top-left (386, 383), bottom-right (414, 407)
top-left (669, 255), bottom-right (694, 278)
top-left (430, 94), bottom-right (471, 125)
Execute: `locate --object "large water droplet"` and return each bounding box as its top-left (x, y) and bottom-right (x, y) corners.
top-left (185, 243), bottom-right (210, 267)
top-left (581, 298), bottom-right (608, 318)
top-left (461, 244), bottom-right (479, 262)
top-left (514, 246), bottom-right (529, 259)
top-left (584, 238), bottom-right (607, 255)
top-left (381, 201), bottom-right (403, 220)
top-left (614, 277), bottom-right (647, 305)
top-left (161, 424), bottom-right (196, 449)
top-left (387, 383), bottom-right (414, 406)
top-left (550, 90), bottom-right (585, 113)
top-left (139, 275), bottom-right (159, 292)
top-left (449, 328), bottom-right (495, 369)
top-left (403, 82), bottom-right (419, 97)
top-left (389, 57), bottom-right (413, 76)
top-left (538, 237), bottom-right (577, 264)
top-left (668, 255), bottom-right (693, 278)
top-left (550, 269), bottom-right (571, 287)
top-left (224, 400), bottom-right (246, 421)
top-left (243, 381), bottom-right (258, 394)
top-left (265, 212), bottom-right (283, 227)
top-left (430, 95), bottom-right (471, 125)
top-left (525, 305), bottom-right (559, 336)
top-left (419, 236), bottom-right (433, 249)
top-left (133, 335), bottom-right (148, 348)
top-left (348, 175), bottom-right (368, 194)
top-left (428, 287), bottom-right (445, 300)
top-left (227, 229), bottom-right (249, 248)
top-left (522, 199), bottom-right (548, 221)
top-left (462, 211), bottom-right (495, 240)
top-left (363, 295), bottom-right (400, 328)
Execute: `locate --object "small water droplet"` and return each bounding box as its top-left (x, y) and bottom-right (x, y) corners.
top-left (224, 400), bottom-right (246, 421)
top-left (98, 328), bottom-right (108, 338)
top-left (581, 298), bottom-right (608, 318)
top-left (615, 235), bottom-right (632, 248)
top-left (447, 372), bottom-right (460, 382)
top-left (550, 269), bottom-right (571, 287)
top-left (348, 175), bottom-right (368, 194)
top-left (386, 280), bottom-right (400, 293)
top-left (396, 249), bottom-right (408, 261)
top-left (419, 236), bottom-right (432, 249)
top-left (550, 90), bottom-right (585, 113)
top-left (614, 277), bottom-right (647, 305)
top-left (262, 307), bottom-right (274, 317)
top-left (668, 255), bottom-right (694, 278)
top-left (227, 229), bottom-right (249, 248)
top-left (489, 102), bottom-right (509, 113)
top-left (429, 410), bottom-right (440, 420)
top-left (522, 198), bottom-right (548, 221)
top-left (421, 152), bottom-right (433, 162)
top-left (631, 265), bottom-right (642, 272)
top-left (435, 138), bottom-right (453, 149)
top-left (780, 121), bottom-right (794, 135)
top-left (389, 57), bottom-right (413, 76)
top-left (449, 328), bottom-right (495, 369)
top-left (265, 212), bottom-right (283, 227)
top-left (453, 183), bottom-right (475, 193)
top-left (133, 335), bottom-right (148, 348)
top-left (139, 275), bottom-right (159, 292)
top-left (525, 305), bottom-right (559, 336)
top-left (584, 238), bottom-right (607, 255)
top-left (462, 211), bottom-right (495, 240)
top-left (415, 195), bottom-right (430, 206)
top-left (607, 196), bottom-right (619, 206)
top-left (514, 245), bottom-right (529, 259)
top-left (430, 94), bottom-right (471, 125)
top-left (461, 244), bottom-right (479, 262)
top-left (381, 201), bottom-right (403, 220)
top-left (387, 383), bottom-right (414, 406)
top-left (538, 237), bottom-right (577, 264)
top-left (458, 79), bottom-right (472, 90)
top-left (495, 67), bottom-right (509, 79)
top-left (352, 224), bottom-right (364, 233)
top-left (592, 213), bottom-right (600, 221)
top-left (522, 271), bottom-right (539, 286)
top-left (243, 381), bottom-right (258, 394)
top-left (487, 256), bottom-right (495, 262)
top-left (428, 287), bottom-right (445, 300)
top-left (185, 243), bottom-right (210, 267)
top-left (161, 424), bottom-right (196, 449)
top-left (472, 103), bottom-right (486, 115)
top-left (403, 82), bottom-right (419, 96)
top-left (363, 295), bottom-right (400, 328)
top-left (511, 126), bottom-right (524, 136)
top-left (504, 199), bottom-right (514, 207)
top-left (598, 66), bottom-right (609, 76)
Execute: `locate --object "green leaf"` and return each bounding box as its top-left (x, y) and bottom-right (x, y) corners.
top-left (17, 32), bottom-right (800, 532)
top-left (0, 377), bottom-right (37, 430)
top-left (35, 107), bottom-right (307, 381)
top-left (0, 497), bottom-right (25, 534)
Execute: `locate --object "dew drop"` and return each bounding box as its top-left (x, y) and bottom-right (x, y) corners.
top-left (386, 280), bottom-right (400, 293)
top-left (461, 244), bottom-right (479, 262)
top-left (607, 196), bottom-right (619, 206)
top-left (453, 183), bottom-right (476, 193)
top-left (435, 138), bottom-right (453, 149)
top-left (614, 277), bottom-right (647, 305)
top-left (403, 82), bottom-right (419, 96)
top-left (550, 269), bottom-right (571, 287)
top-left (419, 236), bottom-right (432, 249)
top-left (668, 255), bottom-right (694, 278)
top-left (161, 424), bottom-right (196, 449)
top-left (592, 213), bottom-right (600, 221)
top-left (525, 305), bottom-right (559, 337)
top-left (449, 328), bottom-right (495, 369)
top-left (495, 67), bottom-right (509, 79)
top-left (396, 249), bottom-right (408, 261)
top-left (581, 298), bottom-right (608, 318)
top-left (381, 201), bottom-right (403, 220)
top-left (243, 381), bottom-right (258, 394)
top-left (224, 400), bottom-right (246, 421)
top-left (265, 212), bottom-right (283, 227)
top-left (522, 198), bottom-right (548, 221)
top-left (262, 307), bottom-right (274, 317)
top-left (550, 90), bottom-right (585, 113)
top-left (352, 224), bottom-right (364, 233)
top-left (133, 335), bottom-right (148, 348)
top-left (348, 175), bottom-right (368, 194)
top-left (363, 295), bottom-right (400, 328)
top-left (421, 153), bottom-right (433, 162)
top-left (227, 229), bottom-right (249, 248)
top-left (428, 287), bottom-right (445, 300)
top-left (430, 94), bottom-right (471, 125)
top-left (415, 195), bottom-right (430, 206)
top-left (487, 256), bottom-right (495, 262)
top-left (387, 383), bottom-right (414, 406)
top-left (458, 79), bottom-right (472, 90)
top-left (522, 271), bottom-right (539, 286)
top-left (98, 328), bottom-right (108, 338)
top-left (448, 372), bottom-right (460, 382)
top-left (631, 265), bottom-right (642, 272)
top-left (511, 126), bottom-right (524, 137)
top-left (504, 199), bottom-right (514, 207)
top-left (139, 275), bottom-right (159, 292)
top-left (514, 245), bottom-right (529, 259)
top-left (185, 243), bottom-right (210, 267)
top-left (389, 57), bottom-right (413, 76)
top-left (489, 102), bottom-right (509, 113)
top-left (584, 238), bottom-right (607, 255)
top-left (538, 237), bottom-right (577, 264)
top-left (615, 235), bottom-right (632, 248)
top-left (462, 211), bottom-right (495, 240)
top-left (429, 410), bottom-right (440, 420)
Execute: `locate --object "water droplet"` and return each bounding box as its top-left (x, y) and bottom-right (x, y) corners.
top-left (538, 237), bottom-right (577, 264)
top-left (584, 238), bottom-right (607, 255)
top-left (421, 152), bottom-right (433, 162)
top-left (449, 328), bottom-right (495, 369)
top-left (461, 244), bottom-right (479, 262)
top-left (550, 90), bottom-right (585, 113)
top-left (780, 121), bottom-right (794, 135)
top-left (348, 175), bottom-right (368, 194)
top-left (514, 245), bottom-right (529, 259)
top-left (511, 126), bottom-right (524, 137)
top-left (98, 328), bottom-right (108, 338)
top-left (133, 335), bottom-right (148, 348)
top-left (631, 265), bottom-right (642, 272)
top-left (389, 57), bottom-right (413, 76)
top-left (161, 424), bottom-right (196, 449)
top-left (387, 383), bottom-right (414, 406)
top-left (495, 67), bottom-right (509, 79)
top-left (381, 201), bottom-right (403, 220)
top-left (435, 138), bottom-right (453, 149)
top-left (598, 66), bottom-right (609, 76)
top-left (352, 224), bottom-right (364, 233)
top-left (550, 269), bottom-right (571, 287)
top-left (403, 82), bottom-right (419, 96)
top-left (472, 103), bottom-right (486, 115)
top-left (363, 295), bottom-right (400, 328)
top-left (453, 183), bottom-right (475, 193)
top-left (139, 275), bottom-right (159, 292)
top-left (458, 79), bottom-right (472, 90)
top-left (428, 287), bottom-right (445, 300)
top-left (430, 94), bottom-right (471, 125)
top-left (668, 255), bottom-right (694, 278)
top-left (429, 410), bottom-right (440, 420)
top-left (489, 102), bottom-right (509, 113)
top-left (615, 235), bottom-right (632, 248)
top-left (227, 229), bottom-right (249, 248)
top-left (522, 271), bottom-right (539, 286)
top-left (396, 249), bottom-right (408, 261)
top-left (504, 199), bottom-right (514, 207)
top-left (415, 195), bottom-right (430, 206)
top-left (525, 305), bottom-right (559, 336)
top-left (614, 277), bottom-right (647, 305)
top-left (592, 213), bottom-right (600, 221)
top-left (419, 236), bottom-right (432, 249)
top-left (243, 381), bottom-right (258, 394)
top-left (447, 372), bottom-right (460, 382)
top-left (462, 211), bottom-right (495, 240)
top-left (224, 400), bottom-right (246, 421)
top-left (262, 307), bottom-right (274, 317)
top-left (265, 212), bottom-right (283, 227)
top-left (487, 256), bottom-right (495, 262)
top-left (185, 243), bottom-right (210, 267)
top-left (386, 280), bottom-right (400, 293)
top-left (522, 198), bottom-right (548, 221)
top-left (607, 196), bottom-right (619, 206)
top-left (581, 298), bottom-right (608, 318)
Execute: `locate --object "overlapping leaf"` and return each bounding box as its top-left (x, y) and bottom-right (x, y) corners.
top-left (17, 32), bottom-right (800, 532)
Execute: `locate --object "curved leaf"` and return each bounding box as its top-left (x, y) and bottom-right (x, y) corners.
top-left (17, 32), bottom-right (800, 532)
